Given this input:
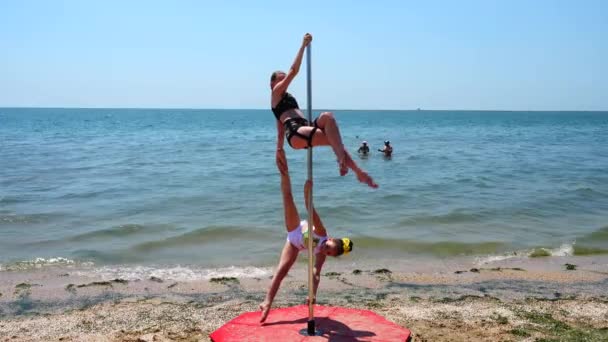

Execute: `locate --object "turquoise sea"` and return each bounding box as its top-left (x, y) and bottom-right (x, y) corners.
top-left (1, 108), bottom-right (607, 277)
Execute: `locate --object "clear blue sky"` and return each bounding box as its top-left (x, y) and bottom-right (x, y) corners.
top-left (1, 0), bottom-right (607, 110)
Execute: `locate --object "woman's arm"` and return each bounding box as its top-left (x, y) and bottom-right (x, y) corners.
top-left (272, 33), bottom-right (312, 96)
top-left (303, 180), bottom-right (327, 237)
top-left (307, 253), bottom-right (326, 304)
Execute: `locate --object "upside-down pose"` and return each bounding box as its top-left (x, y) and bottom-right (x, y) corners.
top-left (259, 149), bottom-right (354, 323)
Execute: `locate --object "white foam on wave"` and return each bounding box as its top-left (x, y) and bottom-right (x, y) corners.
top-left (547, 243), bottom-right (575, 257)
top-left (474, 253), bottom-right (521, 265)
top-left (73, 265), bottom-right (272, 282)
top-left (0, 257), bottom-right (273, 281)
top-left (526, 243), bottom-right (575, 258)
top-left (0, 257), bottom-right (93, 271)
top-left (474, 242), bottom-right (575, 265)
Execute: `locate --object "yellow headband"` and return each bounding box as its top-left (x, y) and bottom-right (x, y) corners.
top-left (341, 237), bottom-right (352, 255)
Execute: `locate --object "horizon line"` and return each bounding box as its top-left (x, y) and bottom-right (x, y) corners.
top-left (1, 106), bottom-right (607, 112)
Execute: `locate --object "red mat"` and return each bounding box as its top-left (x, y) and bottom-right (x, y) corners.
top-left (210, 304), bottom-right (412, 342)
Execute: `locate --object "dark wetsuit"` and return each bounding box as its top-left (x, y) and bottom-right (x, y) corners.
top-left (272, 92), bottom-right (318, 148)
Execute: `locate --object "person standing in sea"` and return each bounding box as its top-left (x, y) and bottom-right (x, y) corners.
top-left (357, 141), bottom-right (370, 156)
top-left (378, 140), bottom-right (393, 157)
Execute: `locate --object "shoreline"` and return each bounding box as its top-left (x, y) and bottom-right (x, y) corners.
top-left (1, 256), bottom-right (607, 341)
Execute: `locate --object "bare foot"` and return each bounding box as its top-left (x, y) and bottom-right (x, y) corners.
top-left (259, 301), bottom-right (271, 323)
top-left (356, 171), bottom-right (378, 188)
top-left (342, 152), bottom-right (378, 188)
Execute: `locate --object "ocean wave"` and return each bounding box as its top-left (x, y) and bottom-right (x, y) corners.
top-left (476, 242), bottom-right (605, 264)
top-left (525, 244), bottom-right (574, 258)
top-left (571, 225), bottom-right (608, 255)
top-left (71, 249), bottom-right (129, 264)
top-left (0, 257), bottom-right (92, 271)
top-left (0, 211), bottom-right (64, 225)
top-left (1, 259), bottom-right (272, 281)
top-left (57, 188), bottom-right (117, 200)
top-left (573, 245), bottom-right (608, 256)
top-left (68, 223), bottom-right (177, 242)
top-left (542, 243), bottom-right (574, 257)
top-left (476, 239), bottom-right (608, 264)
top-left (474, 245), bottom-right (572, 264)
top-left (398, 210), bottom-right (484, 226)
top-left (355, 236), bottom-right (505, 256)
top-left (577, 225), bottom-right (608, 242)
top-left (0, 196), bottom-right (27, 205)
top-left (314, 204), bottom-right (362, 216)
top-left (73, 265), bottom-right (272, 281)
top-left (0, 175), bottom-right (37, 186)
top-left (380, 193), bottom-right (407, 201)
top-left (474, 253), bottom-right (520, 265)
top-left (132, 225), bottom-right (275, 252)
top-left (571, 187), bottom-right (606, 196)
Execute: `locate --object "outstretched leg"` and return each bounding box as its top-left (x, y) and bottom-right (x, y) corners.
top-left (343, 152), bottom-right (378, 188)
top-left (289, 112), bottom-right (378, 188)
top-left (313, 112), bottom-right (349, 176)
top-left (260, 241), bottom-right (299, 323)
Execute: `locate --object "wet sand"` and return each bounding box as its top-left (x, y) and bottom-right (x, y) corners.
top-left (1, 256), bottom-right (608, 341)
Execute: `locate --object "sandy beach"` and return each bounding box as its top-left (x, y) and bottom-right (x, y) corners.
top-left (1, 256), bottom-right (607, 341)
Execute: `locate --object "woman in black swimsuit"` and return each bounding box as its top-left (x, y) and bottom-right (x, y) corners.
top-left (271, 33), bottom-right (377, 188)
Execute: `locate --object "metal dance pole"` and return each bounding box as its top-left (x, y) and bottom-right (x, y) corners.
top-left (305, 42), bottom-right (315, 336)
